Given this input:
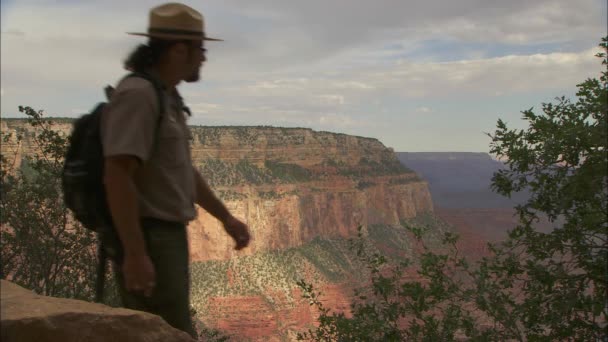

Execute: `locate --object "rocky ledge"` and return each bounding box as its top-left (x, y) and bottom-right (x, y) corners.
top-left (0, 280), bottom-right (195, 342)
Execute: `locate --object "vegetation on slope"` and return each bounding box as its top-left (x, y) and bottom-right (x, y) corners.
top-left (190, 237), bottom-right (372, 315)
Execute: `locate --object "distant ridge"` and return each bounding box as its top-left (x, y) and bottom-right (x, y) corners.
top-left (397, 152), bottom-right (528, 208)
top-left (398, 152), bottom-right (496, 161)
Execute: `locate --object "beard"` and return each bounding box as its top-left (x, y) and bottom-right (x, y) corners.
top-left (184, 57), bottom-right (202, 82)
top-left (183, 46), bottom-right (204, 83)
top-left (185, 65), bottom-right (201, 82)
top-left (185, 72), bottom-right (200, 83)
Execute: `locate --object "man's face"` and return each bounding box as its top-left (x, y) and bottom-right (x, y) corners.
top-left (183, 40), bottom-right (206, 83)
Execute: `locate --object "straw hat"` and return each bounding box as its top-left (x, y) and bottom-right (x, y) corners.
top-left (128, 2), bottom-right (222, 41)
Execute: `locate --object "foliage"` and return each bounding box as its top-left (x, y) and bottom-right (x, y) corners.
top-left (199, 157), bottom-right (315, 186)
top-left (482, 36), bottom-right (608, 340)
top-left (189, 237), bottom-right (367, 318)
top-left (339, 156), bottom-right (410, 178)
top-left (356, 181), bottom-right (375, 190)
top-left (198, 158), bottom-right (274, 186)
top-left (366, 224), bottom-right (412, 257)
top-left (0, 106), bottom-right (98, 301)
top-left (265, 160), bottom-right (312, 183)
top-left (190, 306), bottom-right (231, 342)
top-left (297, 225), bottom-right (481, 342)
top-left (297, 38), bottom-right (608, 341)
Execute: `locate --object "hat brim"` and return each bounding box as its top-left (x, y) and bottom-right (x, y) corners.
top-left (127, 32), bottom-right (223, 41)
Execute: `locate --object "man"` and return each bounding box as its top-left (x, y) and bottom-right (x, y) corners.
top-left (101, 3), bottom-right (251, 338)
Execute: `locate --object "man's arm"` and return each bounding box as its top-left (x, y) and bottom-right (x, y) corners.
top-left (192, 167), bottom-right (231, 222)
top-left (192, 167), bottom-right (251, 250)
top-left (104, 156), bottom-right (145, 256)
top-left (104, 155), bottom-right (155, 296)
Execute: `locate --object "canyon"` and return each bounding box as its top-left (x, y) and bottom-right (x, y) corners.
top-left (187, 126), bottom-right (433, 261)
top-left (1, 119), bottom-right (438, 341)
top-left (1, 120), bottom-right (434, 259)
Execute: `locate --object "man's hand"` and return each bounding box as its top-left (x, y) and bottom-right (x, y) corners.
top-left (223, 216), bottom-right (251, 250)
top-left (122, 253), bottom-right (156, 297)
top-left (191, 168), bottom-right (251, 250)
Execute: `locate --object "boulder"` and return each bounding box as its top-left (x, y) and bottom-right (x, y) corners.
top-left (0, 280), bottom-right (195, 342)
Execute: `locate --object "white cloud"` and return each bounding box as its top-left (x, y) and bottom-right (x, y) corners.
top-left (246, 78), bottom-right (312, 92)
top-left (211, 48), bottom-right (599, 105)
top-left (212, 0), bottom-right (604, 70)
top-left (362, 49), bottom-right (600, 98)
top-left (190, 102), bottom-right (223, 114)
top-left (249, 81), bottom-right (281, 90)
top-left (318, 114), bottom-right (356, 127)
top-left (331, 81), bottom-right (375, 90)
top-left (416, 107), bottom-right (432, 113)
top-left (0, 29), bottom-right (25, 37)
top-left (318, 95), bottom-right (345, 106)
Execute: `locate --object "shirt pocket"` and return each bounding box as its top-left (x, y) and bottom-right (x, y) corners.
top-left (156, 120), bottom-right (188, 168)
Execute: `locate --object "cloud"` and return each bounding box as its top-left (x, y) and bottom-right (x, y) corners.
top-left (186, 99), bottom-right (373, 131)
top-left (318, 114), bottom-right (354, 127)
top-left (189, 102), bottom-right (224, 116)
top-left (416, 107), bottom-right (432, 113)
top-left (209, 0), bottom-right (604, 70)
top-left (318, 95), bottom-right (345, 106)
top-left (0, 0), bottom-right (604, 151)
top-left (341, 48), bottom-right (600, 99)
top-left (210, 48), bottom-right (599, 105)
top-left (332, 81), bottom-right (375, 90)
top-left (1, 0), bottom-right (602, 91)
top-left (0, 29), bottom-right (25, 36)
top-left (247, 78), bottom-right (311, 92)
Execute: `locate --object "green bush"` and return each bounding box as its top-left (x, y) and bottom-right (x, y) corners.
top-left (1, 106), bottom-right (97, 301)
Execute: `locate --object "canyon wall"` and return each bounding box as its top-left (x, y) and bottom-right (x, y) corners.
top-left (175, 126), bottom-right (433, 260)
top-left (1, 120), bottom-right (434, 261)
top-left (1, 119), bottom-right (437, 340)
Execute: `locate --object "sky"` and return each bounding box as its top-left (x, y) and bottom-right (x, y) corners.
top-left (1, 0), bottom-right (606, 152)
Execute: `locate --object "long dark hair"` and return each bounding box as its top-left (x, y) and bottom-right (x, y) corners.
top-left (123, 38), bottom-right (186, 73)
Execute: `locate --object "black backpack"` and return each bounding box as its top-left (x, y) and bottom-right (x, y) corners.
top-left (62, 72), bottom-right (165, 302)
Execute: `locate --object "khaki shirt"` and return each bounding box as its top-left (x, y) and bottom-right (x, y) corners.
top-left (101, 76), bottom-right (196, 224)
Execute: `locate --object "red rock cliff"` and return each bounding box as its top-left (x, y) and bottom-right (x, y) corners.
top-left (0, 121), bottom-right (434, 261)
top-left (186, 126), bottom-right (433, 261)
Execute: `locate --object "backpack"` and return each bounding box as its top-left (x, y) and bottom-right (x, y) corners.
top-left (62, 72), bottom-right (165, 302)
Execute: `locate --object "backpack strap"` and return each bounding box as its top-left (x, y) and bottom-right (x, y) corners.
top-left (123, 72), bottom-right (166, 118)
top-left (104, 72), bottom-right (166, 120)
top-left (122, 72), bottom-right (168, 163)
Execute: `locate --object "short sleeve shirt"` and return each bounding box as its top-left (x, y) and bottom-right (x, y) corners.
top-left (100, 76), bottom-right (197, 223)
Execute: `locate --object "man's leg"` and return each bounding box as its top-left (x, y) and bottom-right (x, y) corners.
top-left (112, 220), bottom-right (196, 338)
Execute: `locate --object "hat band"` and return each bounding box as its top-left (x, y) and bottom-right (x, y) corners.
top-left (148, 27), bottom-right (204, 38)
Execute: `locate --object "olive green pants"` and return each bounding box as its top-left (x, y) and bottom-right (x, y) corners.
top-left (104, 218), bottom-right (196, 339)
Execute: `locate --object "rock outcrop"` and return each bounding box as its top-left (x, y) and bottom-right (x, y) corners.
top-left (0, 280), bottom-right (195, 342)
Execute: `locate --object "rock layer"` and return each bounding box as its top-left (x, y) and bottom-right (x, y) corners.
top-left (186, 126), bottom-right (433, 260)
top-left (1, 121), bottom-right (434, 261)
top-left (0, 280), bottom-right (195, 342)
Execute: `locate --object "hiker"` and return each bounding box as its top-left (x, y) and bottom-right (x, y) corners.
top-left (100, 3), bottom-right (250, 338)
